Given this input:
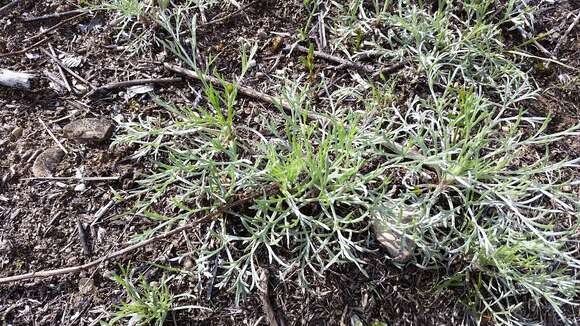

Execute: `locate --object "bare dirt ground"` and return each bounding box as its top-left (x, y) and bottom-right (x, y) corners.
top-left (0, 0), bottom-right (578, 325)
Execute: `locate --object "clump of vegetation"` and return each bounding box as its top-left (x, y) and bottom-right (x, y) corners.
top-left (83, 0), bottom-right (236, 55)
top-left (109, 0), bottom-right (579, 325)
top-left (104, 266), bottom-right (208, 325)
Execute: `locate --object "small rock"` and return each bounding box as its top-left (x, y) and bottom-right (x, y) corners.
top-left (62, 118), bottom-right (114, 143)
top-left (78, 277), bottom-right (95, 295)
top-left (74, 183), bottom-right (86, 192)
top-left (10, 126), bottom-right (23, 140)
top-left (371, 203), bottom-right (416, 263)
top-left (31, 147), bottom-right (64, 177)
top-left (182, 257), bottom-right (194, 269)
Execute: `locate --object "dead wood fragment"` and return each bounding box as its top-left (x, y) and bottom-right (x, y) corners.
top-left (48, 43), bottom-right (72, 93)
top-left (86, 77), bottom-right (182, 97)
top-left (200, 0), bottom-right (257, 27)
top-left (40, 48), bottom-right (96, 90)
top-left (22, 9), bottom-right (85, 22)
top-left (77, 221), bottom-right (91, 256)
top-left (38, 117), bottom-right (68, 154)
top-left (23, 176), bottom-right (119, 182)
top-left (164, 63), bottom-right (319, 120)
top-left (0, 0), bottom-right (18, 17)
top-left (0, 183), bottom-right (279, 284)
top-left (259, 269), bottom-right (280, 326)
top-left (283, 44), bottom-right (405, 75)
top-left (0, 69), bottom-right (35, 90)
top-left (553, 11), bottom-right (580, 57)
top-left (25, 13), bottom-right (87, 43)
top-left (0, 36), bottom-right (51, 58)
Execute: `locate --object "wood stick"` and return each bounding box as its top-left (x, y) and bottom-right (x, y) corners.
top-left (0, 69), bottom-right (34, 90)
top-left (283, 44), bottom-right (405, 75)
top-left (22, 9), bottom-right (85, 22)
top-left (178, 0), bottom-right (258, 37)
top-left (164, 62), bottom-right (300, 117)
top-left (201, 0), bottom-right (257, 27)
top-left (0, 183), bottom-right (278, 283)
top-left (259, 269), bottom-right (279, 326)
top-left (77, 220), bottom-right (91, 256)
top-left (22, 176), bottom-right (120, 181)
top-left (48, 43), bottom-right (72, 93)
top-left (25, 12), bottom-right (87, 43)
top-left (40, 48), bottom-right (96, 90)
top-left (0, 36), bottom-right (51, 58)
top-left (86, 77), bottom-right (183, 97)
top-left (553, 11), bottom-right (580, 57)
top-left (0, 0), bottom-right (18, 17)
top-left (38, 117), bottom-right (68, 155)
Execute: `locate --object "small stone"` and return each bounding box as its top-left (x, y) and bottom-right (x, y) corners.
top-left (562, 185), bottom-right (572, 192)
top-left (78, 277), bottom-right (95, 295)
top-left (31, 147), bottom-right (64, 177)
top-left (62, 118), bottom-right (114, 143)
top-left (74, 183), bottom-right (86, 192)
top-left (10, 126), bottom-right (23, 140)
top-left (182, 257), bottom-right (194, 269)
top-left (102, 270), bottom-right (114, 279)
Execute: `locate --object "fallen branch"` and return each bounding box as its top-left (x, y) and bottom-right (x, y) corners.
top-left (85, 77), bottom-right (183, 97)
top-left (22, 9), bottom-right (85, 22)
top-left (179, 0), bottom-right (258, 37)
top-left (0, 69), bottom-right (35, 90)
top-left (553, 11), bottom-right (580, 57)
top-left (0, 36), bottom-right (51, 58)
top-left (0, 183), bottom-right (279, 284)
top-left (25, 12), bottom-right (87, 43)
top-left (22, 176), bottom-right (120, 182)
top-left (48, 43), bottom-right (72, 93)
top-left (40, 47), bottom-right (96, 90)
top-left (201, 0), bottom-right (257, 27)
top-left (77, 220), bottom-right (91, 256)
top-left (38, 117), bottom-right (68, 154)
top-left (259, 269), bottom-right (280, 326)
top-left (0, 0), bottom-right (18, 17)
top-left (516, 27), bottom-right (554, 59)
top-left (164, 62), bottom-right (311, 118)
top-left (283, 44), bottom-right (405, 75)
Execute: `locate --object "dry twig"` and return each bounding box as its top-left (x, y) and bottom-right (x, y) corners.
top-left (48, 43), bottom-right (72, 92)
top-left (283, 44), bottom-right (405, 75)
top-left (553, 11), bottom-right (580, 57)
top-left (259, 269), bottom-right (279, 326)
top-left (201, 0), bottom-right (257, 27)
top-left (22, 9), bottom-right (85, 22)
top-left (38, 117), bottom-right (68, 155)
top-left (85, 77), bottom-right (182, 97)
top-left (40, 48), bottom-right (96, 90)
top-left (25, 13), bottom-right (87, 43)
top-left (0, 0), bottom-right (18, 17)
top-left (164, 63), bottom-right (316, 119)
top-left (0, 183), bottom-right (279, 283)
top-left (0, 37), bottom-right (51, 58)
top-left (77, 221), bottom-right (91, 256)
top-left (22, 176), bottom-right (119, 182)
